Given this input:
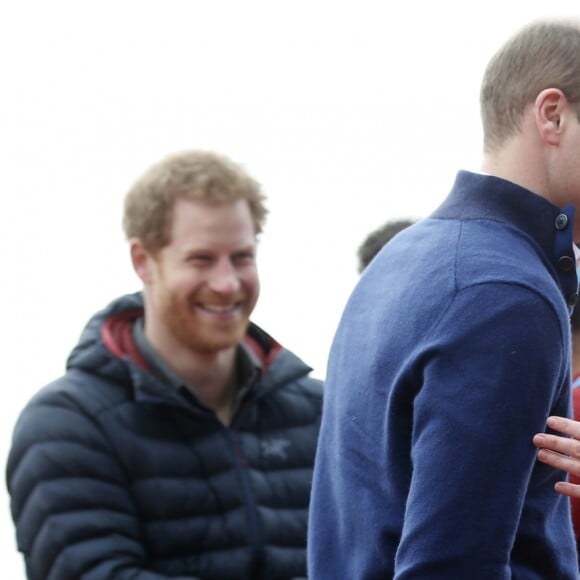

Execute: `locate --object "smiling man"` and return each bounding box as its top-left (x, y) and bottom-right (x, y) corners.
top-left (6, 151), bottom-right (322, 580)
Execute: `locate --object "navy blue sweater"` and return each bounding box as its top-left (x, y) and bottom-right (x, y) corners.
top-left (309, 171), bottom-right (579, 578)
top-left (7, 293), bottom-right (322, 579)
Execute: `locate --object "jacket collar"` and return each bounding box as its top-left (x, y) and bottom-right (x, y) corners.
top-left (67, 292), bottom-right (311, 408)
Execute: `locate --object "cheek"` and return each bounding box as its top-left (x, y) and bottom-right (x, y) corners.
top-left (244, 271), bottom-right (260, 299)
top-left (160, 268), bottom-right (202, 296)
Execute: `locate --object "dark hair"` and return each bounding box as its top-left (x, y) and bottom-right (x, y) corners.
top-left (357, 219), bottom-right (415, 273)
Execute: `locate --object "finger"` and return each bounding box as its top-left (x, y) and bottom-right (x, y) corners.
top-left (554, 480), bottom-right (580, 499)
top-left (546, 416), bottom-right (580, 439)
top-left (537, 449), bottom-right (580, 477)
top-left (533, 433), bottom-right (580, 458)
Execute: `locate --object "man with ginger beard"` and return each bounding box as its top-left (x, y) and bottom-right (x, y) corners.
top-left (6, 151), bottom-right (322, 580)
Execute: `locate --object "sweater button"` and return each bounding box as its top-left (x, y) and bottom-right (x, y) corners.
top-left (568, 293), bottom-right (579, 307)
top-left (555, 213), bottom-right (569, 230)
top-left (558, 255), bottom-right (575, 272)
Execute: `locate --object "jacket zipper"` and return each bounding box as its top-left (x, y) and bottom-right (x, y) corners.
top-left (224, 428), bottom-right (263, 572)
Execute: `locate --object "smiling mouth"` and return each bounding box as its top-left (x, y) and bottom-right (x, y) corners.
top-left (197, 303), bottom-right (241, 314)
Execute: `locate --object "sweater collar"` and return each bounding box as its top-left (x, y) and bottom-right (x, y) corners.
top-left (433, 170), bottom-right (578, 309)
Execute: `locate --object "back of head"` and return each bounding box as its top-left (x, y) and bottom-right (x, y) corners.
top-left (481, 19), bottom-right (580, 153)
top-left (123, 150), bottom-right (268, 253)
top-left (357, 219), bottom-right (415, 273)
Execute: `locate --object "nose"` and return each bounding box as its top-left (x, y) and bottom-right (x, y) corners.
top-left (208, 258), bottom-right (241, 295)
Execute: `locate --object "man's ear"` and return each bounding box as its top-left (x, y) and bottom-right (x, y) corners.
top-left (534, 88), bottom-right (567, 146)
top-left (130, 238), bottom-right (153, 284)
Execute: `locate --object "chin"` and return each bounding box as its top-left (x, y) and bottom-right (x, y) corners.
top-left (193, 338), bottom-right (242, 354)
top-left (188, 324), bottom-right (249, 353)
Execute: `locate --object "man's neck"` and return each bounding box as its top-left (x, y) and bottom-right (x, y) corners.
top-left (481, 147), bottom-right (547, 202)
top-left (480, 113), bottom-right (558, 206)
top-left (179, 347), bottom-right (239, 423)
top-left (144, 322), bottom-right (240, 424)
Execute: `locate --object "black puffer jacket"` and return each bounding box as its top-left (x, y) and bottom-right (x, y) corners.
top-left (7, 293), bottom-right (323, 579)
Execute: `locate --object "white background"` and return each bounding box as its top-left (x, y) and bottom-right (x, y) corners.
top-left (1, 1), bottom-right (578, 575)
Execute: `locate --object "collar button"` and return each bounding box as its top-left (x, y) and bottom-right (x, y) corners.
top-left (555, 213), bottom-right (569, 230)
top-left (558, 255), bottom-right (575, 272)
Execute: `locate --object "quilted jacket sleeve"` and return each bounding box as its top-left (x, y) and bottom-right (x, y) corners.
top-left (6, 387), bottom-right (195, 580)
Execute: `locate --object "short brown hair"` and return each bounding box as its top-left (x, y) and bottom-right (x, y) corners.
top-left (480, 20), bottom-right (580, 152)
top-left (123, 150), bottom-right (267, 253)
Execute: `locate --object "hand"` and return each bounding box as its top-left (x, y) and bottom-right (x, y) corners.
top-left (533, 416), bottom-right (580, 498)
